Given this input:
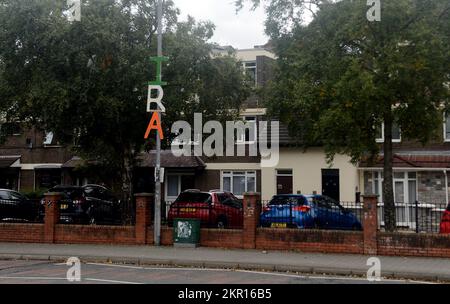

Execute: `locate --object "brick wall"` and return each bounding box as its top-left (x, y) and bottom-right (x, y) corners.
top-left (256, 228), bottom-right (364, 254)
top-left (0, 193), bottom-right (449, 258)
top-left (377, 232), bottom-right (450, 258)
top-left (54, 225), bottom-right (136, 245)
top-left (0, 223), bottom-right (45, 243)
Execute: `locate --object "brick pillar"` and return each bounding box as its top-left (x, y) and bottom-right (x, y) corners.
top-left (243, 192), bottom-right (261, 249)
top-left (363, 195), bottom-right (379, 255)
top-left (135, 193), bottom-right (154, 245)
top-left (44, 192), bottom-right (63, 243)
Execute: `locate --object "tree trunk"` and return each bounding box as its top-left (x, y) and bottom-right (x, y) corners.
top-left (383, 115), bottom-right (396, 232)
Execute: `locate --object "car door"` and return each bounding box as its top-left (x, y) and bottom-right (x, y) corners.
top-left (220, 194), bottom-right (243, 228)
top-left (313, 196), bottom-right (333, 228)
top-left (325, 197), bottom-right (345, 229)
top-left (10, 191), bottom-right (34, 221)
top-left (92, 186), bottom-right (114, 223)
top-left (0, 190), bottom-right (15, 220)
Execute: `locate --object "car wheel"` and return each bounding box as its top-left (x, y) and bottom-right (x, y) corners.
top-left (89, 216), bottom-right (96, 225)
top-left (216, 217), bottom-right (227, 229)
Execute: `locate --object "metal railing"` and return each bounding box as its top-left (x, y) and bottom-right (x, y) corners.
top-left (377, 201), bottom-right (447, 233)
top-left (161, 200), bottom-right (244, 229)
top-left (260, 200), bottom-right (364, 231)
top-left (0, 199), bottom-right (43, 223)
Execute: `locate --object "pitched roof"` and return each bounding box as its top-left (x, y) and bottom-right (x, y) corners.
top-left (136, 151), bottom-right (206, 169)
top-left (0, 156), bottom-right (20, 168)
top-left (360, 153), bottom-right (450, 168)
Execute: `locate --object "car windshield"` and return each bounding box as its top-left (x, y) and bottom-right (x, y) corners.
top-left (51, 187), bottom-right (83, 199)
top-left (269, 196), bottom-right (305, 206)
top-left (175, 192), bottom-right (212, 204)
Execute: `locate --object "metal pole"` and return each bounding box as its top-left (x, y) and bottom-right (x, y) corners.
top-left (154, 0), bottom-right (163, 246)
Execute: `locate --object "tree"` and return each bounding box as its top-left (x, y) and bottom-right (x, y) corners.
top-left (239, 0), bottom-right (450, 231)
top-left (0, 0), bottom-right (249, 220)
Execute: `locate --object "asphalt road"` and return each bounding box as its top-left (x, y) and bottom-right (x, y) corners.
top-left (0, 260), bottom-right (425, 284)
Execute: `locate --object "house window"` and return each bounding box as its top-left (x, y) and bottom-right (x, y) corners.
top-left (376, 122), bottom-right (401, 143)
top-left (364, 171), bottom-right (417, 204)
top-left (443, 113), bottom-right (450, 142)
top-left (43, 132), bottom-right (54, 145)
top-left (222, 171), bottom-right (256, 197)
top-left (243, 61), bottom-right (257, 86)
top-left (236, 116), bottom-right (257, 144)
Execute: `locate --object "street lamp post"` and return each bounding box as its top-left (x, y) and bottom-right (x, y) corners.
top-left (154, 0), bottom-right (163, 246)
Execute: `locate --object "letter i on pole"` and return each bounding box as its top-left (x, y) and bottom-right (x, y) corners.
top-left (150, 0), bottom-right (167, 247)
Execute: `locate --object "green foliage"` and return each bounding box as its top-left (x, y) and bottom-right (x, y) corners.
top-left (265, 0), bottom-right (450, 164)
top-left (0, 0), bottom-right (249, 191)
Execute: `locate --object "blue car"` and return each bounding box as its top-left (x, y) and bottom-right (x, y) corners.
top-left (260, 194), bottom-right (362, 230)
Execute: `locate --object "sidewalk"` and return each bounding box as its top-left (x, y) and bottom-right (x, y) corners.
top-left (0, 242), bottom-right (449, 282)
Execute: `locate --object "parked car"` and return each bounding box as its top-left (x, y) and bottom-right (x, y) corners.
top-left (167, 190), bottom-right (243, 228)
top-left (40, 185), bottom-right (122, 225)
top-left (260, 194), bottom-right (362, 231)
top-left (440, 202), bottom-right (450, 234)
top-left (0, 189), bottom-right (40, 222)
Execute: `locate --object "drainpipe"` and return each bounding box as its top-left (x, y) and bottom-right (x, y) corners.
top-left (445, 170), bottom-right (449, 204)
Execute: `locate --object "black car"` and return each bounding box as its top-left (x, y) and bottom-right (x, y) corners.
top-left (0, 189), bottom-right (40, 222)
top-left (41, 184), bottom-right (122, 225)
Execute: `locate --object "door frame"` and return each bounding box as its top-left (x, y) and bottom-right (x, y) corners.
top-left (275, 169), bottom-right (293, 195)
top-left (321, 169), bottom-right (340, 202)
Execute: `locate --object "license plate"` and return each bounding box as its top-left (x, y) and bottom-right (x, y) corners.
top-left (271, 223), bottom-right (287, 228)
top-left (60, 204), bottom-right (69, 210)
top-left (180, 208), bottom-right (196, 213)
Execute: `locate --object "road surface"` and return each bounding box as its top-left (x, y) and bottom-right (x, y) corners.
top-left (0, 260), bottom-right (425, 284)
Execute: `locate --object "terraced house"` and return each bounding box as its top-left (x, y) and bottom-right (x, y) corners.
top-left (1, 46), bottom-right (449, 221)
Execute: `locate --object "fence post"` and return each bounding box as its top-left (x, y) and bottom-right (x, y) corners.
top-left (44, 192), bottom-right (63, 244)
top-left (135, 193), bottom-right (154, 245)
top-left (243, 192), bottom-right (261, 249)
top-left (362, 195), bottom-right (378, 255)
top-left (415, 200), bottom-right (419, 233)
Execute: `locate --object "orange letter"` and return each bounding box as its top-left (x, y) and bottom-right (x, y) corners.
top-left (144, 112), bottom-right (164, 139)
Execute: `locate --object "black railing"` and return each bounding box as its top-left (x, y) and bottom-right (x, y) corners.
top-left (162, 200), bottom-right (244, 229)
top-left (260, 200), bottom-right (364, 231)
top-left (0, 199), bottom-right (43, 223)
top-left (377, 201), bottom-right (447, 233)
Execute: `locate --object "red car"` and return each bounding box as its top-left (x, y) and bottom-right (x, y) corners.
top-left (167, 190), bottom-right (243, 229)
top-left (440, 203), bottom-right (450, 234)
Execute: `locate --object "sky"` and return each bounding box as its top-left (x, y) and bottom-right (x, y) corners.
top-left (172, 0), bottom-right (268, 49)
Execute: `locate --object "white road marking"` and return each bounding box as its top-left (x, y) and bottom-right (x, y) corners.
top-left (0, 276), bottom-right (67, 281)
top-left (85, 278), bottom-right (142, 284)
top-left (85, 262), bottom-right (430, 284)
top-left (0, 276), bottom-right (141, 284)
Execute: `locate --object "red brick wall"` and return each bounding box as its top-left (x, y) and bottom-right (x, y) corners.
top-left (54, 225), bottom-right (136, 245)
top-left (256, 228), bottom-right (364, 254)
top-left (146, 227), bottom-right (244, 248)
top-left (200, 229), bottom-right (243, 248)
top-left (1, 223), bottom-right (450, 258)
top-left (0, 224), bottom-right (45, 243)
top-left (377, 232), bottom-right (450, 258)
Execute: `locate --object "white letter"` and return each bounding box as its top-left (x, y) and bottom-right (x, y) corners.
top-left (367, 0), bottom-right (381, 22)
top-left (171, 121), bottom-right (192, 157)
top-left (259, 121), bottom-right (279, 168)
top-left (367, 257), bottom-right (381, 282)
top-left (193, 113), bottom-right (203, 157)
top-left (203, 120), bottom-right (223, 157)
top-left (66, 257), bottom-right (81, 282)
top-left (147, 85), bottom-right (166, 113)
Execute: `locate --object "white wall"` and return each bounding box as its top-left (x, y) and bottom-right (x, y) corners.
top-left (261, 148), bottom-right (359, 201)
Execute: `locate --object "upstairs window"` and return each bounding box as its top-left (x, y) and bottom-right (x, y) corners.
top-left (243, 61), bottom-right (257, 86)
top-left (235, 116), bottom-right (257, 144)
top-left (376, 122), bottom-right (401, 143)
top-left (444, 113), bottom-right (450, 142)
